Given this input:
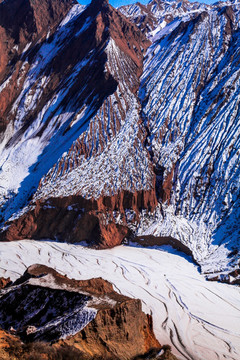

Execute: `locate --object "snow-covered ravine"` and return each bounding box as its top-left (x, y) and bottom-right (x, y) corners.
top-left (1, 241), bottom-right (240, 360)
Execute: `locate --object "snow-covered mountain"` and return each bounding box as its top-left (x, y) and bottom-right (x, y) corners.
top-left (0, 0), bottom-right (239, 281)
top-left (119, 0), bottom-right (209, 37)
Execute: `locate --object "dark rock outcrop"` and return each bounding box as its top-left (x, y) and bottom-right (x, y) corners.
top-left (132, 235), bottom-right (193, 257)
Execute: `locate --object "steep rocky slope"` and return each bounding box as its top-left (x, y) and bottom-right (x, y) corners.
top-left (119, 0), bottom-right (209, 36)
top-left (0, 264), bottom-right (178, 360)
top-left (0, 0), bottom-right (239, 279)
top-left (133, 0), bottom-right (240, 277)
top-left (0, 0), bottom-right (156, 248)
top-left (0, 0), bottom-right (75, 132)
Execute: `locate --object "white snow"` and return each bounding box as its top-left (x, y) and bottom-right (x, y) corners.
top-left (138, 4), bottom-right (240, 276)
top-left (119, 0), bottom-right (209, 38)
top-left (150, 19), bottom-right (181, 42)
top-left (59, 4), bottom-right (86, 28)
top-left (0, 4), bottom-right (91, 221)
top-left (33, 38), bottom-right (155, 201)
top-left (22, 42), bottom-right (32, 54)
top-left (0, 240), bottom-right (240, 360)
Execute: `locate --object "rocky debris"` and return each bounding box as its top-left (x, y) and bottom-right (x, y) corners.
top-left (207, 267), bottom-right (240, 285)
top-left (0, 277), bottom-right (11, 289)
top-left (133, 345), bottom-right (179, 360)
top-left (229, 268), bottom-right (240, 279)
top-left (0, 264), bottom-right (177, 360)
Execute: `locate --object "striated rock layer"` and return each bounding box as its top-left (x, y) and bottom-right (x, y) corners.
top-left (0, 188), bottom-right (157, 247)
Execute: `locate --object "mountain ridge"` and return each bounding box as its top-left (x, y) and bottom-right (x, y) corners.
top-left (0, 0), bottom-right (239, 281)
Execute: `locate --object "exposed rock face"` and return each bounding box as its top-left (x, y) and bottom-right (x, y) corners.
top-left (0, 188), bottom-right (157, 247)
top-left (207, 266), bottom-right (240, 285)
top-left (0, 329), bottom-right (23, 360)
top-left (60, 299), bottom-right (159, 360)
top-left (132, 235), bottom-right (193, 257)
top-left (0, 0), bottom-right (157, 248)
top-left (0, 277), bottom-right (11, 289)
top-left (0, 264), bottom-right (166, 360)
top-left (119, 0), bottom-right (209, 36)
top-left (0, 0), bottom-right (75, 132)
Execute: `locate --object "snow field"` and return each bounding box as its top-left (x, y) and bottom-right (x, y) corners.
top-left (0, 240), bottom-right (240, 360)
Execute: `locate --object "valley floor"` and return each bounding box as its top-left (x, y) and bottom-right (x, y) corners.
top-left (0, 240), bottom-right (240, 360)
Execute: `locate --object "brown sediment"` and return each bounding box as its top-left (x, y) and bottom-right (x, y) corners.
top-left (131, 235), bottom-right (193, 257)
top-left (0, 188), bottom-right (157, 248)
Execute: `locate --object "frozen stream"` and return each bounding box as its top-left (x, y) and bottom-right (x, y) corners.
top-left (0, 240), bottom-right (240, 360)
